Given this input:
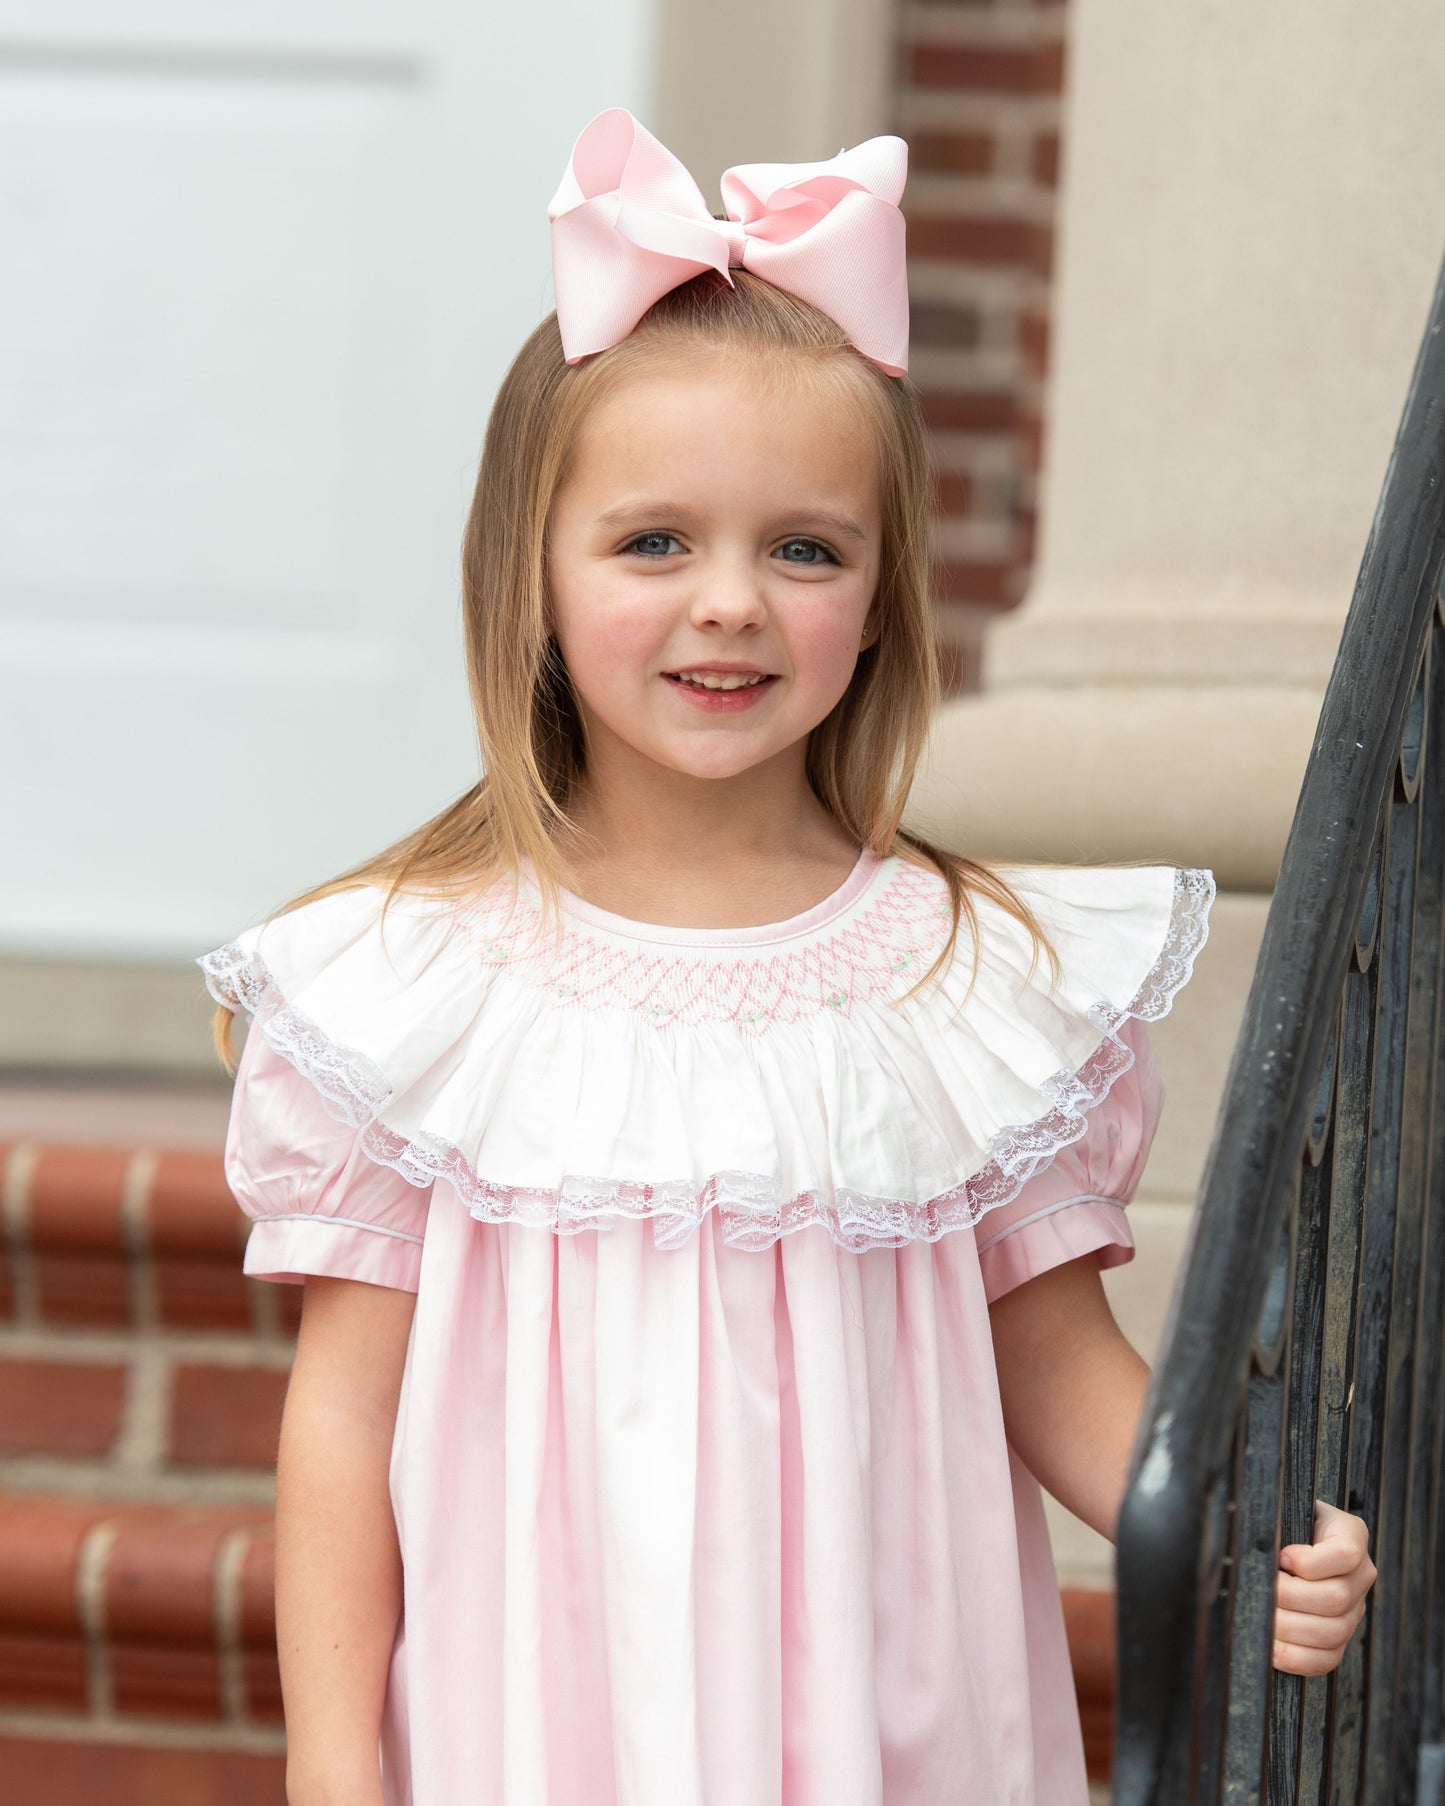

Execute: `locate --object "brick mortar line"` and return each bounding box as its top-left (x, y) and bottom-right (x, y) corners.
top-left (995, 128), bottom-right (1057, 184)
top-left (931, 602), bottom-right (1000, 647)
top-left (896, 91), bottom-right (1062, 133)
top-left (899, 3), bottom-right (1066, 50)
top-left (0, 1327), bottom-right (296, 1363)
top-left (76, 1517), bottom-right (120, 1718)
top-left (907, 175), bottom-right (1059, 220)
top-left (214, 1526), bottom-right (253, 1724)
top-left (909, 263), bottom-right (1050, 306)
top-left (120, 1148), bottom-right (160, 1333)
top-left (911, 347), bottom-right (1034, 387)
top-left (0, 1706), bottom-right (286, 1753)
top-left (0, 1458), bottom-right (276, 1505)
top-left (2, 1144), bottom-right (40, 1325)
top-left (933, 518), bottom-right (1022, 560)
top-left (927, 433), bottom-right (1030, 475)
top-left (980, 302), bottom-right (1050, 354)
top-left (902, 26), bottom-right (1065, 56)
top-left (113, 1340), bottom-right (173, 1476)
top-left (906, 124), bottom-right (1056, 178)
top-left (937, 468), bottom-right (1027, 508)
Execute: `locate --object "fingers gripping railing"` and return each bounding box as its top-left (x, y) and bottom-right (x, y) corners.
top-left (1111, 250), bottom-right (1445, 1805)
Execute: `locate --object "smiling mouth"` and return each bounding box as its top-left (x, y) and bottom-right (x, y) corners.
top-left (663, 672), bottom-right (777, 692)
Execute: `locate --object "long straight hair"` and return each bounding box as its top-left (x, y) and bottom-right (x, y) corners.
top-left (209, 269), bottom-right (1065, 1072)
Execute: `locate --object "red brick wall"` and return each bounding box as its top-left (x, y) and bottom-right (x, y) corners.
top-left (0, 1142), bottom-right (292, 1791)
top-left (893, 0), bottom-right (1069, 695)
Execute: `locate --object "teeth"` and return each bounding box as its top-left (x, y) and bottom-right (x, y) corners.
top-left (674, 673), bottom-right (768, 691)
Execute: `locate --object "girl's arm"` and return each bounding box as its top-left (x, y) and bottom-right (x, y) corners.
top-left (988, 1252), bottom-right (1376, 1675)
top-left (275, 1274), bottom-right (416, 1806)
top-left (988, 1249), bottom-right (1149, 1543)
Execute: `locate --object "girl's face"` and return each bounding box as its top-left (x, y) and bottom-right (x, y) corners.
top-left (545, 355), bottom-right (881, 802)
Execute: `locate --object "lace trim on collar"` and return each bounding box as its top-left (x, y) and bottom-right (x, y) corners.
top-left (199, 867), bottom-right (1214, 1254)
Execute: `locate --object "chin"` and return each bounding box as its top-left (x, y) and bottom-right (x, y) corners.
top-left (666, 755), bottom-right (771, 781)
top-left (653, 744), bottom-right (786, 782)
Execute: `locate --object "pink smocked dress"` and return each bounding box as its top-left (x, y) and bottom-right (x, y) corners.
top-left (198, 848), bottom-right (1215, 1806)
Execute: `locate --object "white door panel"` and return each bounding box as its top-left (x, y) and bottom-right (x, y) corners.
top-left (0, 3), bottom-right (432, 60)
top-left (0, 2), bottom-right (657, 960)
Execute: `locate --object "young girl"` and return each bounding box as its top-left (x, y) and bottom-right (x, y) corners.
top-left (198, 109), bottom-right (1375, 1806)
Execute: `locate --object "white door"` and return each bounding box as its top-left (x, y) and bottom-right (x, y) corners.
top-left (0, 0), bottom-right (656, 961)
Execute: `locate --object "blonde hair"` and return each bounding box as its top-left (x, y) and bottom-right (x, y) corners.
top-left (209, 268), bottom-right (1065, 1073)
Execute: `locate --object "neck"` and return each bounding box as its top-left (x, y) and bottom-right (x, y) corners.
top-left (559, 760), bottom-right (858, 889)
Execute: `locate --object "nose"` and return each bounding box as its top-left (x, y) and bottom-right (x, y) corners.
top-left (687, 550), bottom-right (769, 633)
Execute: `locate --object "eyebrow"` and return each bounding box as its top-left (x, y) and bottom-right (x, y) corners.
top-left (594, 501), bottom-right (870, 543)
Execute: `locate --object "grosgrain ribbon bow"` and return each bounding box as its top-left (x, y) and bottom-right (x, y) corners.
top-left (546, 108), bottom-right (910, 377)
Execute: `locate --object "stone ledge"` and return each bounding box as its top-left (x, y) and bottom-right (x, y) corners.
top-left (902, 685), bottom-right (1318, 889)
top-left (984, 582), bottom-right (1349, 688)
top-left (0, 958), bottom-right (221, 1075)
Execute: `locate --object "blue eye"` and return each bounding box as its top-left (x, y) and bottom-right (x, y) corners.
top-left (623, 532), bottom-right (683, 559)
top-left (620, 533), bottom-right (840, 564)
top-left (775, 538), bottom-right (838, 565)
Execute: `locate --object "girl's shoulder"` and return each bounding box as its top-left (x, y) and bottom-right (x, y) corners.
top-left (197, 855), bottom-right (1215, 1253)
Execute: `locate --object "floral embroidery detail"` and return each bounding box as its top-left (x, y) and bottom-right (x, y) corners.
top-left (448, 859), bottom-right (955, 1031)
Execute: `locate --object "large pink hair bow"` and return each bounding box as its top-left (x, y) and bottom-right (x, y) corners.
top-left (546, 108), bottom-right (910, 377)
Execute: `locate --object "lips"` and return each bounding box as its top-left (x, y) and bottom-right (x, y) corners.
top-left (661, 671), bottom-right (779, 709)
top-left (667, 672), bottom-right (772, 691)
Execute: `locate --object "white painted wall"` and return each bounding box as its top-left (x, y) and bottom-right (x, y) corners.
top-left (0, 0), bottom-right (657, 963)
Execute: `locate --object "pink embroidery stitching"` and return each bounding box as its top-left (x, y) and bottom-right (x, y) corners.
top-left (449, 859), bottom-right (957, 1031)
top-left (196, 867), bottom-right (1216, 1253)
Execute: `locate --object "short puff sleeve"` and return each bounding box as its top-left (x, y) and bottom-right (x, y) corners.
top-left (225, 1024), bottom-right (433, 1292)
top-left (975, 1014), bottom-right (1164, 1305)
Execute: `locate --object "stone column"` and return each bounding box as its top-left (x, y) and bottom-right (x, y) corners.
top-left (653, 0), bottom-right (898, 189)
top-left (903, 0), bottom-right (1445, 1582)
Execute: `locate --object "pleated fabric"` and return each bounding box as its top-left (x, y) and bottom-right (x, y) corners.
top-left (225, 1007), bottom-right (1168, 1806)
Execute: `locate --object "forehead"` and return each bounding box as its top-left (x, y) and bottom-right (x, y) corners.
top-left (561, 355), bottom-right (880, 516)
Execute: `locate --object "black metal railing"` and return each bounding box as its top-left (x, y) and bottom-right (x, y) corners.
top-left (1112, 251), bottom-right (1445, 1804)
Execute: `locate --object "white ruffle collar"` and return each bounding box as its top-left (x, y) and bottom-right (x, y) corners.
top-left (198, 851), bottom-right (1215, 1253)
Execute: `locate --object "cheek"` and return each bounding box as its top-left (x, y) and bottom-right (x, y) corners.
top-left (550, 567), bottom-right (667, 683)
top-left (785, 593), bottom-right (870, 686)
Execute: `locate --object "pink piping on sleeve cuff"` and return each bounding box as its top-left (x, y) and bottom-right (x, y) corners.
top-left (242, 1213), bottom-right (424, 1293)
top-left (977, 1194), bottom-right (1135, 1306)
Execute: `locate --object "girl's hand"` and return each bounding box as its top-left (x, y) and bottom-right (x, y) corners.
top-left (1272, 1498), bottom-right (1377, 1675)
